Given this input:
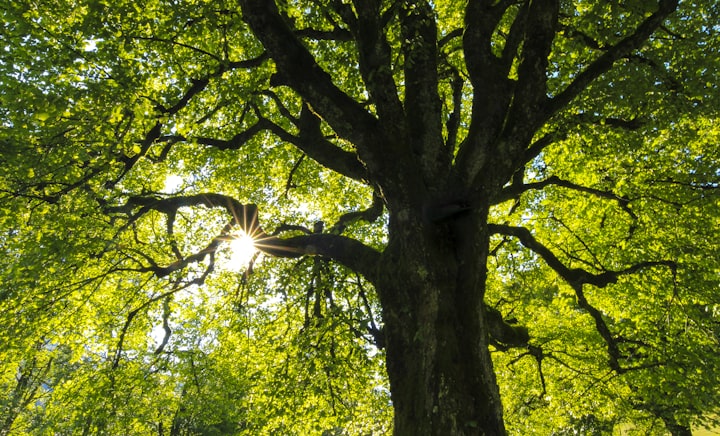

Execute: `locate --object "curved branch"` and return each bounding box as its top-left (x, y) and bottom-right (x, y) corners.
top-left (162, 111), bottom-right (369, 182)
top-left (498, 175), bottom-right (638, 223)
top-left (108, 193), bottom-right (381, 282)
top-left (112, 53), bottom-right (269, 185)
top-left (193, 118), bottom-right (271, 150)
top-left (106, 194), bottom-right (259, 277)
top-left (238, 1), bottom-right (381, 159)
top-left (489, 224), bottom-right (674, 288)
top-left (328, 192), bottom-right (384, 235)
top-left (489, 223), bottom-right (676, 372)
top-left (439, 28), bottom-right (463, 48)
top-left (520, 132), bottom-right (563, 168)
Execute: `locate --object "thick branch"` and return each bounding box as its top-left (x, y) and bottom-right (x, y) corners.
top-left (162, 111), bottom-right (369, 182)
top-left (456, 0), bottom-right (515, 183)
top-left (469, 0), bottom-right (559, 188)
top-left (463, 0), bottom-right (514, 89)
top-left (257, 233), bottom-right (381, 283)
top-left (507, 0), bottom-right (558, 130)
top-left (239, 1), bottom-right (386, 176)
top-left (400, 1), bottom-right (448, 179)
top-left (295, 104), bottom-right (369, 181)
top-left (351, 1), bottom-right (405, 137)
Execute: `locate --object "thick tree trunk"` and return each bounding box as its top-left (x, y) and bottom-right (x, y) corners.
top-left (376, 207), bottom-right (506, 435)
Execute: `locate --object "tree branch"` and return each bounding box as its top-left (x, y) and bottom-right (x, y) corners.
top-left (107, 193), bottom-right (381, 282)
top-left (519, 132), bottom-right (564, 169)
top-left (438, 28), bottom-right (463, 48)
top-left (111, 53), bottom-right (268, 186)
top-left (462, 0), bottom-right (514, 89)
top-left (508, 0), bottom-right (558, 129)
top-left (444, 66), bottom-right (464, 151)
top-left (162, 109), bottom-right (369, 182)
top-left (328, 192), bottom-right (384, 235)
top-left (294, 103), bottom-right (369, 182)
top-left (489, 223), bottom-right (676, 372)
top-left (295, 27), bottom-right (352, 41)
top-left (351, 1), bottom-right (405, 138)
top-left (499, 2), bottom-right (529, 72)
top-left (400, 1), bottom-right (448, 179)
top-left (256, 232), bottom-right (381, 283)
top-left (238, 0), bottom-right (387, 180)
top-left (489, 224), bottom-right (674, 287)
top-left (498, 175), bottom-right (638, 224)
top-left (560, 23), bottom-right (606, 50)
top-left (456, 0), bottom-right (515, 183)
top-left (575, 113), bottom-right (645, 130)
top-left (546, 0), bottom-right (680, 117)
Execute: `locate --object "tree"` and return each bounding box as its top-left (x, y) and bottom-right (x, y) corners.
top-left (1, 0), bottom-right (719, 434)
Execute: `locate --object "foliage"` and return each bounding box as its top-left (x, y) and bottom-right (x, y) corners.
top-left (1, 0), bottom-right (719, 434)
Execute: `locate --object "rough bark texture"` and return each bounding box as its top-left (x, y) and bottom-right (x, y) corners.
top-left (375, 204), bottom-right (505, 435)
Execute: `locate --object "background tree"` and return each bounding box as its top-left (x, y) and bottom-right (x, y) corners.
top-left (1, 0), bottom-right (719, 435)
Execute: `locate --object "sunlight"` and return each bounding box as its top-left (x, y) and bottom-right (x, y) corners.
top-left (228, 231), bottom-right (257, 269)
top-left (163, 174), bottom-right (184, 193)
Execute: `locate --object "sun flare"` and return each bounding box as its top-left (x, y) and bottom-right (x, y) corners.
top-left (229, 232), bottom-right (257, 268)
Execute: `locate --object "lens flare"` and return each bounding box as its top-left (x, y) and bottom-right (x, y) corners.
top-left (229, 231), bottom-right (257, 268)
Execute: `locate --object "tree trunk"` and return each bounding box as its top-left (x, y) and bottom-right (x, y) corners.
top-left (376, 205), bottom-right (506, 435)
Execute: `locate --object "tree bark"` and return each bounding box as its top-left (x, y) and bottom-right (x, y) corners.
top-left (375, 205), bottom-right (506, 435)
